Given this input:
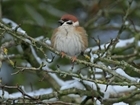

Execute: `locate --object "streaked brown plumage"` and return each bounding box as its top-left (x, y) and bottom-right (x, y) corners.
top-left (51, 14), bottom-right (88, 61)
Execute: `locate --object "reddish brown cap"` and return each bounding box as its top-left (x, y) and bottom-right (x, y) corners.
top-left (61, 14), bottom-right (78, 22)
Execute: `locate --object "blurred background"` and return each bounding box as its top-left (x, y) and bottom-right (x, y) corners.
top-left (0, 0), bottom-right (140, 93)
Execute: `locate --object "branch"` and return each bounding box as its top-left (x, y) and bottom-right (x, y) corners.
top-left (0, 21), bottom-right (139, 87)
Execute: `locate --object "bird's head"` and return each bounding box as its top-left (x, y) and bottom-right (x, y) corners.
top-left (58, 14), bottom-right (79, 26)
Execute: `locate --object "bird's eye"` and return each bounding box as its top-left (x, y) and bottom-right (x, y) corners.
top-left (58, 20), bottom-right (64, 26)
top-left (66, 21), bottom-right (73, 25)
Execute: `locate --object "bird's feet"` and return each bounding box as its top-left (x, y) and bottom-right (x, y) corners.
top-left (60, 52), bottom-right (77, 62)
top-left (60, 51), bottom-right (66, 58)
top-left (71, 56), bottom-right (77, 62)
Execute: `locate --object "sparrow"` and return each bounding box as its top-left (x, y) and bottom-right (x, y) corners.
top-left (51, 14), bottom-right (88, 62)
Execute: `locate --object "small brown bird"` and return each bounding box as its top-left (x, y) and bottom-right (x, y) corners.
top-left (51, 14), bottom-right (88, 62)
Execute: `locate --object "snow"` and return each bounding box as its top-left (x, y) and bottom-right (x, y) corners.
top-left (2, 18), bottom-right (26, 34)
top-left (113, 102), bottom-right (129, 105)
top-left (116, 68), bottom-right (139, 81)
top-left (0, 90), bottom-right (9, 99)
top-left (60, 80), bottom-right (85, 90)
top-left (9, 88), bottom-right (53, 99)
top-left (83, 80), bottom-right (136, 99)
top-left (116, 38), bottom-right (134, 47)
top-left (45, 39), bottom-right (51, 45)
top-left (35, 36), bottom-right (44, 41)
top-left (90, 37), bottom-right (139, 53)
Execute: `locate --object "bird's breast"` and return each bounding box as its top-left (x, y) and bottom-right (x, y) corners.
top-left (54, 25), bottom-right (83, 56)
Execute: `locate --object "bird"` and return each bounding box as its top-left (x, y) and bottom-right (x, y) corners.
top-left (51, 14), bottom-right (88, 62)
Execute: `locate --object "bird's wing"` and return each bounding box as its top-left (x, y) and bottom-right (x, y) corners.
top-left (76, 27), bottom-right (88, 50)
